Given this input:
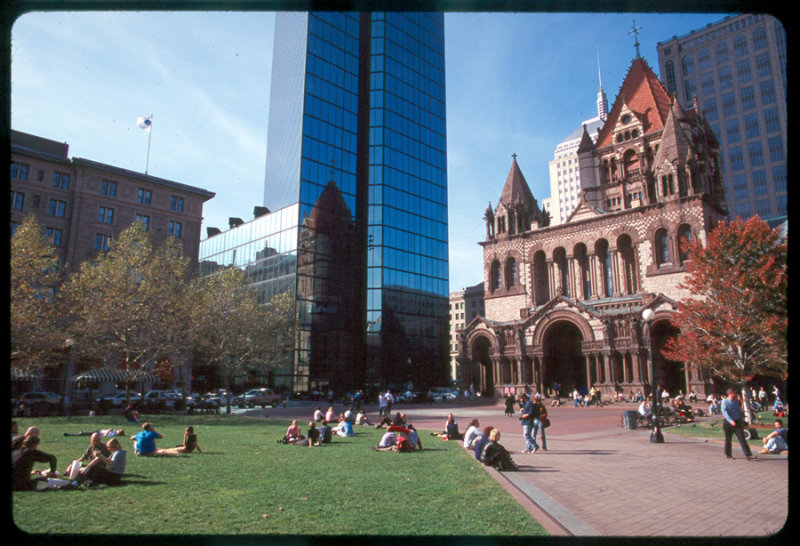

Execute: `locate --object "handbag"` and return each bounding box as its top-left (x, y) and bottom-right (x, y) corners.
top-left (542, 417), bottom-right (551, 428)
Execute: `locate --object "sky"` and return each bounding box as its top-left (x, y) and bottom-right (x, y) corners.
top-left (9, 8), bottom-right (736, 292)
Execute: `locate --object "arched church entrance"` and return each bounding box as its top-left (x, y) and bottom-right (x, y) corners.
top-left (651, 320), bottom-right (685, 395)
top-left (470, 336), bottom-right (494, 396)
top-left (542, 320), bottom-right (585, 393)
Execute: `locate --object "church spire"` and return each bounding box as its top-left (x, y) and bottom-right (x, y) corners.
top-left (596, 47), bottom-right (609, 121)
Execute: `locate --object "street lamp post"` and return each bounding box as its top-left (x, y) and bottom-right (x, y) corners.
top-left (641, 309), bottom-right (663, 443)
top-left (61, 338), bottom-right (74, 416)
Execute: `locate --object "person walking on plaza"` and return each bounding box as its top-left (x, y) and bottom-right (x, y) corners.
top-left (721, 387), bottom-right (755, 460)
top-left (532, 395), bottom-right (548, 451)
top-left (519, 393), bottom-right (539, 454)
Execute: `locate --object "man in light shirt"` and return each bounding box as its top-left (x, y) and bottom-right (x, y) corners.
top-left (721, 388), bottom-right (754, 460)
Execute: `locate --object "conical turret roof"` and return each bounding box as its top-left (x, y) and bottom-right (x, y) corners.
top-left (499, 155), bottom-right (537, 210)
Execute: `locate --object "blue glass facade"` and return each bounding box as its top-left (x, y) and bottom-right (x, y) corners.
top-left (260, 11), bottom-right (448, 392)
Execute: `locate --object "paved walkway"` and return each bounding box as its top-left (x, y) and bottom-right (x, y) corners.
top-left (257, 399), bottom-right (789, 537)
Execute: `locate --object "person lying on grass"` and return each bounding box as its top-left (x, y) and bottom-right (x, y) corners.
top-left (64, 428), bottom-right (125, 438)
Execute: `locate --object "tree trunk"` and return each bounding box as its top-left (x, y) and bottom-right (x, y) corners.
top-left (741, 384), bottom-right (754, 424)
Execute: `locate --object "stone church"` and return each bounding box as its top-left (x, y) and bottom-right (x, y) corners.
top-left (457, 56), bottom-right (728, 400)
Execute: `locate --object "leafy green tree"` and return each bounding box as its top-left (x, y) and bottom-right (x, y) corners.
top-left (10, 215), bottom-right (66, 371)
top-left (61, 222), bottom-right (191, 402)
top-left (662, 216), bottom-right (787, 420)
top-left (188, 268), bottom-right (294, 413)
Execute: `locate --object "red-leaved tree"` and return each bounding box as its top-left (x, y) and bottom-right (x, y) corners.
top-left (662, 216), bottom-right (787, 421)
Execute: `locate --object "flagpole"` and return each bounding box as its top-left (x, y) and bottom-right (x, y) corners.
top-left (145, 114), bottom-right (152, 175)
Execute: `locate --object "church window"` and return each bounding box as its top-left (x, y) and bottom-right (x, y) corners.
top-left (505, 257), bottom-right (517, 288)
top-left (490, 261), bottom-right (502, 291)
top-left (655, 229), bottom-right (670, 267)
top-left (677, 225), bottom-right (692, 264)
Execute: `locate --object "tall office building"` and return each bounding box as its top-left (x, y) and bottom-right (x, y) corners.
top-left (656, 13), bottom-right (787, 224)
top-left (214, 12), bottom-right (449, 393)
top-left (547, 76), bottom-right (608, 225)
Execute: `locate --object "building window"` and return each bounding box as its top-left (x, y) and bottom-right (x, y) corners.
top-left (664, 60), bottom-right (676, 96)
top-left (729, 147), bottom-right (744, 171)
top-left (736, 59), bottom-right (752, 83)
top-left (703, 97), bottom-right (718, 121)
top-left (655, 229), bottom-right (670, 267)
top-left (52, 172), bottom-right (70, 190)
top-left (760, 80), bottom-right (776, 105)
top-left (756, 53), bottom-right (772, 78)
top-left (718, 66), bottom-right (733, 90)
top-left (733, 35), bottom-right (748, 58)
top-left (10, 162), bottom-right (29, 181)
top-left (11, 221), bottom-right (19, 236)
top-left (698, 47), bottom-right (712, 71)
top-left (137, 188), bottom-right (152, 204)
top-left (744, 113), bottom-right (760, 139)
top-left (725, 120), bottom-right (740, 143)
top-left (33, 195), bottom-right (40, 208)
top-left (753, 26), bottom-right (768, 50)
top-left (763, 107), bottom-right (780, 133)
top-left (732, 174), bottom-right (749, 200)
top-left (45, 227), bottom-right (63, 247)
top-left (721, 93), bottom-right (737, 117)
top-left (135, 214), bottom-right (151, 231)
top-left (94, 233), bottom-right (111, 252)
top-left (505, 257), bottom-right (517, 288)
top-left (677, 224), bottom-right (692, 263)
top-left (752, 170), bottom-right (768, 196)
top-left (701, 72), bottom-right (715, 95)
top-left (734, 202), bottom-right (751, 217)
top-left (740, 86), bottom-right (756, 111)
top-left (48, 199), bottom-right (67, 217)
top-left (772, 166), bottom-right (787, 192)
top-left (170, 196), bottom-right (184, 212)
top-left (768, 136), bottom-right (785, 162)
top-left (11, 191), bottom-right (25, 210)
top-left (101, 180), bottom-right (117, 197)
top-left (748, 142), bottom-right (764, 167)
top-left (168, 220), bottom-right (182, 238)
top-left (97, 206), bottom-right (114, 224)
top-left (681, 55), bottom-right (694, 77)
top-left (490, 261), bottom-right (501, 291)
top-left (715, 41), bottom-right (729, 64)
top-left (755, 199), bottom-right (771, 217)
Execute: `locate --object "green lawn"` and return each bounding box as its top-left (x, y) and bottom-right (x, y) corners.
top-left (664, 411), bottom-right (788, 445)
top-left (12, 414), bottom-right (548, 536)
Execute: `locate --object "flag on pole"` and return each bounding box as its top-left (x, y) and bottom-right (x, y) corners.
top-left (136, 115), bottom-right (153, 132)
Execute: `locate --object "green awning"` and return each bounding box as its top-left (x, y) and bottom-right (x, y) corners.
top-left (72, 367), bottom-right (158, 383)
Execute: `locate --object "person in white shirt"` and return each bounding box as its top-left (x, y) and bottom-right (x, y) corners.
top-left (463, 419), bottom-right (483, 449)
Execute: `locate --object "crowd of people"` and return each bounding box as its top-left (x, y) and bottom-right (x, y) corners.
top-left (11, 419), bottom-right (203, 491)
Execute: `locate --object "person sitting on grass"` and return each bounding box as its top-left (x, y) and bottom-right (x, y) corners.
top-left (473, 426), bottom-right (494, 461)
top-left (313, 407), bottom-right (324, 422)
top-left (332, 416), bottom-right (354, 438)
top-left (406, 424), bottom-right (422, 450)
top-left (12, 435), bottom-right (58, 491)
top-left (156, 426), bottom-right (203, 455)
top-left (355, 409), bottom-right (371, 426)
top-left (480, 429), bottom-right (519, 471)
top-left (374, 411), bottom-right (406, 429)
top-left (75, 437), bottom-right (127, 487)
top-left (325, 407), bottom-right (336, 423)
top-left (759, 420), bottom-right (788, 454)
top-left (305, 422), bottom-right (320, 446)
top-left (318, 420), bottom-right (332, 444)
top-left (373, 430), bottom-right (397, 451)
top-left (131, 423), bottom-right (162, 456)
top-left (280, 420), bottom-right (305, 444)
top-left (12, 426), bottom-right (40, 452)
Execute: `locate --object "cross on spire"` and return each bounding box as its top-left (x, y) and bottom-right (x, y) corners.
top-left (629, 19), bottom-right (642, 58)
top-left (512, 152), bottom-right (517, 161)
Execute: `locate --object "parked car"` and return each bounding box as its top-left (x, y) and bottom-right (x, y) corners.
top-left (19, 391), bottom-right (70, 408)
top-left (205, 391), bottom-right (236, 407)
top-left (430, 387), bottom-right (458, 402)
top-left (398, 390), bottom-right (424, 403)
top-left (141, 390), bottom-right (178, 409)
top-left (235, 388), bottom-right (282, 408)
top-left (96, 391), bottom-right (141, 407)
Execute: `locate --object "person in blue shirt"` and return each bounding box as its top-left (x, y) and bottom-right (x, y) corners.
top-left (519, 393), bottom-right (539, 454)
top-left (130, 422), bottom-right (162, 456)
top-left (333, 417), bottom-right (354, 437)
top-left (720, 388), bottom-right (754, 460)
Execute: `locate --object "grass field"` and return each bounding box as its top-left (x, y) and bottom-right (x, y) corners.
top-left (12, 414), bottom-right (548, 536)
top-left (664, 411), bottom-right (789, 445)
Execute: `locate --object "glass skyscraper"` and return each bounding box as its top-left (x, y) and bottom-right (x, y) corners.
top-left (259, 11), bottom-right (448, 392)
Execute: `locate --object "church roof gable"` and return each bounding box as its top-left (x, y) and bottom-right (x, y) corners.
top-left (595, 57), bottom-right (672, 148)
